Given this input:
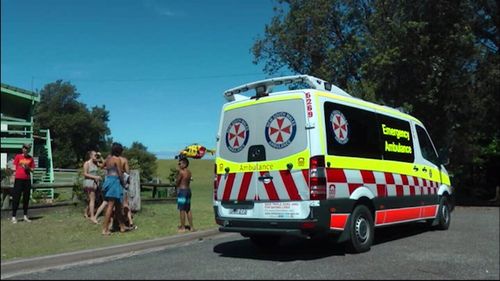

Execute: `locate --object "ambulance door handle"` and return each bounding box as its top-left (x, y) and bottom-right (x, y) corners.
top-left (305, 124), bottom-right (315, 129)
top-left (413, 166), bottom-right (419, 172)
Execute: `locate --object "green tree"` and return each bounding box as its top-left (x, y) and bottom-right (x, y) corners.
top-left (34, 80), bottom-right (111, 168)
top-left (123, 142), bottom-right (157, 182)
top-left (252, 0), bottom-right (368, 88)
top-left (253, 0), bottom-right (499, 198)
top-left (466, 0), bottom-right (500, 195)
top-left (359, 1), bottom-right (478, 192)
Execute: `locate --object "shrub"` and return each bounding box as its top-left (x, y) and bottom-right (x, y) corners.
top-left (1, 168), bottom-right (13, 184)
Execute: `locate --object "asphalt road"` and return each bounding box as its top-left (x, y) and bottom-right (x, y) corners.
top-left (5, 206), bottom-right (499, 280)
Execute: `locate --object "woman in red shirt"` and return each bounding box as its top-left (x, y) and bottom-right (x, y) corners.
top-left (11, 143), bottom-right (35, 223)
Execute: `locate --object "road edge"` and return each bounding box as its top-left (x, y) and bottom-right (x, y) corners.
top-left (1, 228), bottom-right (223, 279)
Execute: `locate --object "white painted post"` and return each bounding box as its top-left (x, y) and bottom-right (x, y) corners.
top-left (128, 169), bottom-right (141, 211)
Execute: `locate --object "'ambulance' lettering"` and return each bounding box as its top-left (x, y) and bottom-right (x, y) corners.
top-left (385, 141), bottom-right (412, 154)
top-left (239, 163), bottom-right (274, 172)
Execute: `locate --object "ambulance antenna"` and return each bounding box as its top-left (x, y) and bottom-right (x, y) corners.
top-left (223, 75), bottom-right (351, 102)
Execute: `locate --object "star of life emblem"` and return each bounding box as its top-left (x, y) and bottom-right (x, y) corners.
top-left (330, 110), bottom-right (349, 144)
top-left (225, 118), bottom-right (249, 153)
top-left (265, 112), bottom-right (296, 149)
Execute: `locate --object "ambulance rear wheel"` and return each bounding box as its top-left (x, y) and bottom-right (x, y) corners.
top-left (249, 235), bottom-right (280, 248)
top-left (436, 196), bottom-right (451, 230)
top-left (346, 205), bottom-right (374, 253)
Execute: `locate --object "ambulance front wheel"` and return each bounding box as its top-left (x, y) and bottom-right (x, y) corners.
top-left (436, 196), bottom-right (451, 230)
top-left (346, 205), bottom-right (374, 253)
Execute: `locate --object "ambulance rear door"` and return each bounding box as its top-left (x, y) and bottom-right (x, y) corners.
top-left (216, 93), bottom-right (312, 219)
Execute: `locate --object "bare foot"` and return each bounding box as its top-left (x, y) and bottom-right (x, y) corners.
top-left (177, 227), bottom-right (187, 233)
top-left (101, 231), bottom-right (111, 236)
top-left (90, 217), bottom-right (98, 224)
top-left (189, 228), bottom-right (197, 232)
top-left (120, 226), bottom-right (137, 233)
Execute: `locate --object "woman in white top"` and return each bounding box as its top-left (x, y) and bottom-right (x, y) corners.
top-left (83, 150), bottom-right (103, 223)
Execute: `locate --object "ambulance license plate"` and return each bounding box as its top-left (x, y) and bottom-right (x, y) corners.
top-left (229, 209), bottom-right (247, 215)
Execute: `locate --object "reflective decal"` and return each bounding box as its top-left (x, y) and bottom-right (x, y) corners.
top-left (225, 118), bottom-right (249, 153)
top-left (265, 112), bottom-right (297, 149)
top-left (330, 110), bottom-right (349, 144)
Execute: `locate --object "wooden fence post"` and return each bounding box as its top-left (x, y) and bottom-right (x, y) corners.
top-left (2, 192), bottom-right (10, 210)
top-left (128, 169), bottom-right (141, 211)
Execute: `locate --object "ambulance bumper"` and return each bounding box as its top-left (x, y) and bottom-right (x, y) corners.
top-left (215, 214), bottom-right (326, 238)
top-left (219, 226), bottom-right (306, 237)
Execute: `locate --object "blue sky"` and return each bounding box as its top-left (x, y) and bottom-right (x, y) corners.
top-left (1, 0), bottom-right (292, 159)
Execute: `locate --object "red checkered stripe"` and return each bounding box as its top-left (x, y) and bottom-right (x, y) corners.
top-left (327, 168), bottom-right (440, 230)
top-left (215, 170), bottom-right (310, 201)
top-left (330, 205), bottom-right (439, 230)
top-left (326, 168), bottom-right (439, 199)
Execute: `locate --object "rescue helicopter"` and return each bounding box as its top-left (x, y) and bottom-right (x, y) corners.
top-left (175, 143), bottom-right (215, 159)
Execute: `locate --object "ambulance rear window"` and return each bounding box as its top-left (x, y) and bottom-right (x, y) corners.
top-left (219, 98), bottom-right (307, 163)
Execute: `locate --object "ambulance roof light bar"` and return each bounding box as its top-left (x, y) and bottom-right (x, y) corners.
top-left (223, 74), bottom-right (351, 102)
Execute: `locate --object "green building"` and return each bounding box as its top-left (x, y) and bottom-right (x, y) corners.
top-left (1, 83), bottom-right (54, 184)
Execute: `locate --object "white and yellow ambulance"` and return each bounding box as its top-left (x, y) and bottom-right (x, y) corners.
top-left (213, 75), bottom-right (453, 253)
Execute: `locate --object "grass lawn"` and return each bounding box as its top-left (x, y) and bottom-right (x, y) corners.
top-left (0, 159), bottom-right (217, 261)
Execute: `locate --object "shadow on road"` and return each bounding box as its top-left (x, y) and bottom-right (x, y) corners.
top-left (214, 221), bottom-right (436, 261)
top-left (373, 221), bottom-right (432, 245)
top-left (213, 235), bottom-right (346, 261)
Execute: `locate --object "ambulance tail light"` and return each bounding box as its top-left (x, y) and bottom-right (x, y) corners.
top-left (309, 156), bottom-right (326, 200)
top-left (213, 164), bottom-right (218, 201)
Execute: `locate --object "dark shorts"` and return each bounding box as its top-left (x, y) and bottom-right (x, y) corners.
top-left (84, 187), bottom-right (97, 194)
top-left (14, 179), bottom-right (31, 192)
top-left (177, 188), bottom-right (191, 211)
